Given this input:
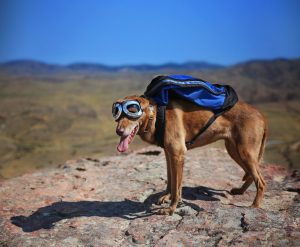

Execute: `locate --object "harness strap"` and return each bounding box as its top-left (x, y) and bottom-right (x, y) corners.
top-left (185, 112), bottom-right (222, 147)
top-left (155, 105), bottom-right (166, 148)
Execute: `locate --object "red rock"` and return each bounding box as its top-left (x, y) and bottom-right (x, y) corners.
top-left (0, 147), bottom-right (299, 246)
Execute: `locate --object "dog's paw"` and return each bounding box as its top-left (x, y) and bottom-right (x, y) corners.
top-left (230, 188), bottom-right (244, 195)
top-left (250, 203), bottom-right (260, 208)
top-left (157, 193), bottom-right (171, 205)
top-left (157, 207), bottom-right (175, 216)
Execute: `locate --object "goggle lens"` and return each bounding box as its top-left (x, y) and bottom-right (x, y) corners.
top-left (112, 103), bottom-right (122, 120)
top-left (126, 104), bottom-right (139, 113)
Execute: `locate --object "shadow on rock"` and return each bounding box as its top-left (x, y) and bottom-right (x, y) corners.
top-left (11, 185), bottom-right (223, 232)
top-left (137, 150), bottom-right (161, 156)
top-left (11, 199), bottom-right (152, 232)
top-left (182, 186), bottom-right (228, 201)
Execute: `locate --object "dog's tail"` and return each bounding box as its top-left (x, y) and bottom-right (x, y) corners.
top-left (258, 124), bottom-right (267, 163)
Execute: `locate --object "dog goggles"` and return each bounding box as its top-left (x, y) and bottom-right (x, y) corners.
top-left (112, 100), bottom-right (143, 121)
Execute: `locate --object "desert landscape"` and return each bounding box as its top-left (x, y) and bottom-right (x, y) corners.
top-left (0, 58), bottom-right (299, 178)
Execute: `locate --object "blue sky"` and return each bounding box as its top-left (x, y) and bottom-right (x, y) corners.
top-left (0, 0), bottom-right (299, 65)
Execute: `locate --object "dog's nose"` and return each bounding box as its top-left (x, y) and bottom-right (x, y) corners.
top-left (116, 128), bottom-right (124, 136)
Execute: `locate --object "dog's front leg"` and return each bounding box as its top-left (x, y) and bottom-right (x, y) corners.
top-left (158, 151), bottom-right (184, 215)
top-left (157, 150), bottom-right (172, 204)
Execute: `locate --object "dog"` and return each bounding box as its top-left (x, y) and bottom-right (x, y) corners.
top-left (112, 94), bottom-right (267, 215)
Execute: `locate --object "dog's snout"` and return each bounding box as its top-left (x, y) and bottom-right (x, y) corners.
top-left (116, 128), bottom-right (125, 136)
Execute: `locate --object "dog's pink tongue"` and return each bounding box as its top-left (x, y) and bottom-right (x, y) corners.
top-left (117, 136), bottom-right (130, 152)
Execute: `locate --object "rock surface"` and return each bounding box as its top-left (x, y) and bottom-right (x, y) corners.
top-left (0, 146), bottom-right (299, 246)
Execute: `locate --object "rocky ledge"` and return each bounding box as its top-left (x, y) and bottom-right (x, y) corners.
top-left (0, 146), bottom-right (299, 246)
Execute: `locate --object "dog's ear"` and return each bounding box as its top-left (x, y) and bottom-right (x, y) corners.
top-left (137, 96), bottom-right (151, 110)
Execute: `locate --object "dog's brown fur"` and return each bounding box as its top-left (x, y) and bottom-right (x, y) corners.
top-left (115, 95), bottom-right (267, 215)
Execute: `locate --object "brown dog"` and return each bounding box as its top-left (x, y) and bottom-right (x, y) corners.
top-left (113, 95), bottom-right (267, 215)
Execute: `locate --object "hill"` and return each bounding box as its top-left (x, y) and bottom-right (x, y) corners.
top-left (0, 146), bottom-right (299, 246)
top-left (210, 58), bottom-right (300, 102)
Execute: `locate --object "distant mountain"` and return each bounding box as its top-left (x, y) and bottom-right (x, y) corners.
top-left (0, 60), bottom-right (223, 75)
top-left (0, 60), bottom-right (63, 75)
top-left (115, 61), bottom-right (224, 71)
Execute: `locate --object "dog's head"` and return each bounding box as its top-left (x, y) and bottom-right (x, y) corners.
top-left (112, 95), bottom-right (153, 152)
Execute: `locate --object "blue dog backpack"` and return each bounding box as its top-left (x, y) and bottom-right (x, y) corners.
top-left (143, 74), bottom-right (238, 147)
top-left (144, 74), bottom-right (238, 113)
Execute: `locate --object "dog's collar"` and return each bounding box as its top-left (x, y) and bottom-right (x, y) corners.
top-left (143, 104), bottom-right (154, 133)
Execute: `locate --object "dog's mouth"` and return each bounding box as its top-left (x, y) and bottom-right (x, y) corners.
top-left (117, 125), bottom-right (139, 153)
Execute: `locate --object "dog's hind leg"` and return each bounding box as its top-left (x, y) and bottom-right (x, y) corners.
top-left (157, 150), bottom-right (172, 204)
top-left (231, 174), bottom-right (253, 195)
top-left (237, 144), bottom-right (266, 207)
top-left (225, 140), bottom-right (253, 195)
